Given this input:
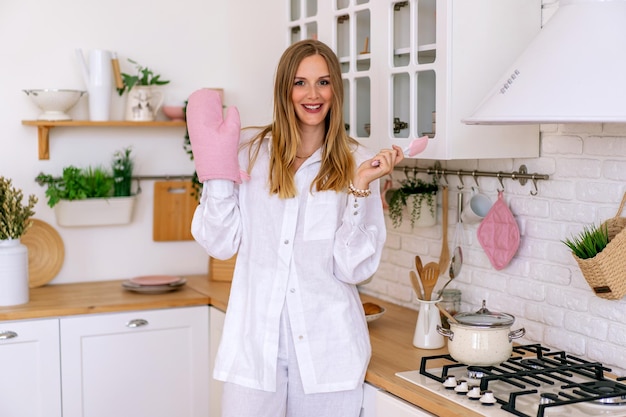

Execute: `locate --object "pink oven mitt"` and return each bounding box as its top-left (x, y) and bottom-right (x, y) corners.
top-left (186, 89), bottom-right (242, 183)
top-left (477, 191), bottom-right (520, 270)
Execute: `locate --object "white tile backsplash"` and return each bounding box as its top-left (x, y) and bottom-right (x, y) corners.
top-left (359, 123), bottom-right (626, 377)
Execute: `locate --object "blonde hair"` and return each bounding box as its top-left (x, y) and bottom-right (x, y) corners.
top-left (246, 39), bottom-right (359, 198)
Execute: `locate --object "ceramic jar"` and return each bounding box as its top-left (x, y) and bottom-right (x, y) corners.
top-left (0, 239), bottom-right (29, 306)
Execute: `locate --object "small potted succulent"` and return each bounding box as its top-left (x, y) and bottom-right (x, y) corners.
top-left (35, 147), bottom-right (136, 227)
top-left (387, 176), bottom-right (438, 228)
top-left (116, 59), bottom-right (170, 121)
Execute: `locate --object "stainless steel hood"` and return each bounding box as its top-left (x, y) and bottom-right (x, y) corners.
top-left (464, 0), bottom-right (626, 125)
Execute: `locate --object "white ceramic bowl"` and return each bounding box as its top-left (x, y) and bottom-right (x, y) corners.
top-left (23, 89), bottom-right (87, 121)
top-left (162, 105), bottom-right (185, 121)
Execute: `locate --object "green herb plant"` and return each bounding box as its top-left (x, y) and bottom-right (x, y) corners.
top-left (116, 59), bottom-right (170, 96)
top-left (35, 148), bottom-right (133, 208)
top-left (388, 176), bottom-right (438, 228)
top-left (562, 223), bottom-right (610, 259)
top-left (0, 177), bottom-right (37, 239)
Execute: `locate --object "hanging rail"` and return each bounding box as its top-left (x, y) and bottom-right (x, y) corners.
top-left (393, 162), bottom-right (549, 196)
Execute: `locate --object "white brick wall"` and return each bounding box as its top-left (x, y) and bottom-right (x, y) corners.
top-left (359, 123), bottom-right (626, 376)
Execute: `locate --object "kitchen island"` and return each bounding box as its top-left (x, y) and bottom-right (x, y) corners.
top-left (0, 275), bottom-right (480, 417)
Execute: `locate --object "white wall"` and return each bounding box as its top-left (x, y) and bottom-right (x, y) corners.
top-left (0, 0), bottom-right (285, 283)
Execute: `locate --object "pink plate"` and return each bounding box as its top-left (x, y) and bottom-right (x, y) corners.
top-left (130, 275), bottom-right (182, 286)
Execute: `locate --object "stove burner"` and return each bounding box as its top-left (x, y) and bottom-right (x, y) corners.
top-left (519, 358), bottom-right (547, 370)
top-left (584, 381), bottom-right (626, 406)
top-left (467, 368), bottom-right (486, 380)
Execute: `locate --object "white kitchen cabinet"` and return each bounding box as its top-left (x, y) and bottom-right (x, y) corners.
top-left (0, 318), bottom-right (62, 417)
top-left (360, 382), bottom-right (379, 417)
top-left (288, 0), bottom-right (541, 160)
top-left (209, 306), bottom-right (226, 417)
top-left (376, 389), bottom-right (435, 417)
top-left (60, 306), bottom-right (209, 417)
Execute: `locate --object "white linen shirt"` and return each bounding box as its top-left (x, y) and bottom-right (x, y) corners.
top-left (191, 134), bottom-right (386, 394)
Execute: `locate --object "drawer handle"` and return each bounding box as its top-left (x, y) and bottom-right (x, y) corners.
top-left (0, 331), bottom-right (18, 340)
top-left (126, 319), bottom-right (149, 328)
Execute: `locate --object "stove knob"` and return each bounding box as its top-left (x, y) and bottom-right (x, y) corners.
top-left (454, 380), bottom-right (469, 394)
top-left (466, 386), bottom-right (481, 400)
top-left (442, 376), bottom-right (457, 389)
top-left (479, 390), bottom-right (497, 405)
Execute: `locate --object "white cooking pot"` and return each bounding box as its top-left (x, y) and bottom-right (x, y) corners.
top-left (437, 300), bottom-right (525, 366)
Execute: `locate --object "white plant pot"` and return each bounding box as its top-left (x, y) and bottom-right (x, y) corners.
top-left (54, 196), bottom-right (137, 227)
top-left (409, 195), bottom-right (437, 228)
top-left (0, 239), bottom-right (29, 306)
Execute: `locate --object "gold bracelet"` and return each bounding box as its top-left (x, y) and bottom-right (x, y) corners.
top-left (348, 182), bottom-right (372, 198)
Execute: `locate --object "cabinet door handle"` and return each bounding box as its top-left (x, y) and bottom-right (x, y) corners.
top-left (0, 331), bottom-right (18, 340)
top-left (126, 319), bottom-right (149, 328)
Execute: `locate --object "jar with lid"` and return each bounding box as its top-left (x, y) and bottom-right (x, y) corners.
top-left (439, 289), bottom-right (461, 329)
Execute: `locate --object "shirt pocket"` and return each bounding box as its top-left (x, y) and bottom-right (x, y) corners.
top-left (303, 191), bottom-right (341, 241)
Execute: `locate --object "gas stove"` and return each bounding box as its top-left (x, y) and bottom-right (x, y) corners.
top-left (396, 344), bottom-right (626, 417)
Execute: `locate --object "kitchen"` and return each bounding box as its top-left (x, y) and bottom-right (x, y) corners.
top-left (2, 0), bottom-right (626, 417)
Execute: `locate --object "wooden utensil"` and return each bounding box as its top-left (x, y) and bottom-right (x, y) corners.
top-left (438, 186), bottom-right (450, 277)
top-left (414, 255), bottom-right (423, 277)
top-left (420, 262), bottom-right (439, 301)
top-left (409, 270), bottom-right (423, 299)
top-left (436, 302), bottom-right (458, 324)
top-left (153, 181), bottom-right (197, 241)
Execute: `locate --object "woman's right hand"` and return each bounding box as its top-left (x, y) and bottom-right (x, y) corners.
top-left (353, 145), bottom-right (403, 190)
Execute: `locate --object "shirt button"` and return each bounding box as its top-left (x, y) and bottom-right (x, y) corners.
top-left (298, 335), bottom-right (304, 340)
top-left (353, 211), bottom-right (359, 215)
top-left (284, 239), bottom-right (289, 244)
top-left (290, 288), bottom-right (295, 293)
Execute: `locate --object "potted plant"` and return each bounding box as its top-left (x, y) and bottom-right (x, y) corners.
top-left (35, 147), bottom-right (136, 227)
top-left (387, 176), bottom-right (438, 228)
top-left (562, 223), bottom-right (609, 260)
top-left (0, 177), bottom-right (37, 305)
top-left (116, 58), bottom-right (170, 121)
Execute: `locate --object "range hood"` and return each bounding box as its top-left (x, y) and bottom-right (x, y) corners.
top-left (464, 0), bottom-right (626, 125)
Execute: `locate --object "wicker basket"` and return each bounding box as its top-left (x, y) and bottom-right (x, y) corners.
top-left (573, 193), bottom-right (626, 300)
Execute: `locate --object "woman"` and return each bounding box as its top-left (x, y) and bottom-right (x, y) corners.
top-left (187, 39), bottom-right (403, 417)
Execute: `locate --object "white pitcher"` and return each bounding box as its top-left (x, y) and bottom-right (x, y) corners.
top-left (413, 297), bottom-right (445, 349)
top-left (76, 48), bottom-right (113, 121)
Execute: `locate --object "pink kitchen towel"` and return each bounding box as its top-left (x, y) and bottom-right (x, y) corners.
top-left (477, 191), bottom-right (520, 270)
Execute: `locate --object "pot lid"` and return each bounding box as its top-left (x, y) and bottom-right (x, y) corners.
top-left (454, 300), bottom-right (515, 327)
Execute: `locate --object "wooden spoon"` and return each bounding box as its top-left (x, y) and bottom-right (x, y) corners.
top-left (409, 270), bottom-right (423, 300)
top-left (414, 255), bottom-right (423, 277)
top-left (420, 262), bottom-right (439, 301)
top-left (438, 186), bottom-right (450, 277)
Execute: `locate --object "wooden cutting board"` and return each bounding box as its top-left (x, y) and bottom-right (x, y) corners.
top-left (209, 254), bottom-right (237, 282)
top-left (153, 181), bottom-right (198, 241)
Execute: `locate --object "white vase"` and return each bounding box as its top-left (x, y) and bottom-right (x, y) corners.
top-left (413, 297), bottom-right (444, 349)
top-left (125, 86), bottom-right (164, 121)
top-left (0, 239), bottom-right (29, 306)
top-left (76, 49), bottom-right (113, 121)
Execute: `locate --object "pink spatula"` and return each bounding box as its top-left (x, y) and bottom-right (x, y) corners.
top-left (403, 135), bottom-right (429, 157)
top-left (371, 135), bottom-right (429, 166)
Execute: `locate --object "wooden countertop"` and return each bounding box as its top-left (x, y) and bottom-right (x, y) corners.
top-left (0, 275), bottom-right (477, 417)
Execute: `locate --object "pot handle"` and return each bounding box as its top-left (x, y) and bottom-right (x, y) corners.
top-left (508, 327), bottom-right (525, 342)
top-left (436, 325), bottom-right (454, 341)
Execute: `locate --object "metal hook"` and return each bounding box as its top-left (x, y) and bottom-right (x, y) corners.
top-left (441, 171), bottom-right (449, 187)
top-left (471, 171), bottom-right (480, 188)
top-left (456, 171), bottom-right (465, 190)
top-left (403, 166), bottom-right (409, 180)
top-left (530, 175), bottom-right (538, 196)
top-left (497, 172), bottom-right (505, 191)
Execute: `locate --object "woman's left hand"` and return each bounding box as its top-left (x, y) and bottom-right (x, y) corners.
top-left (353, 145), bottom-right (404, 190)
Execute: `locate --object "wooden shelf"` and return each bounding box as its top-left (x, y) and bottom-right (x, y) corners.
top-left (22, 120), bottom-right (187, 160)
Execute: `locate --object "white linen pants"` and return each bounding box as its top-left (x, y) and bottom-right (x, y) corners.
top-left (221, 305), bottom-right (364, 417)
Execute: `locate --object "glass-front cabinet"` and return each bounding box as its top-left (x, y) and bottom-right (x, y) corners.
top-left (288, 0), bottom-right (542, 160)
